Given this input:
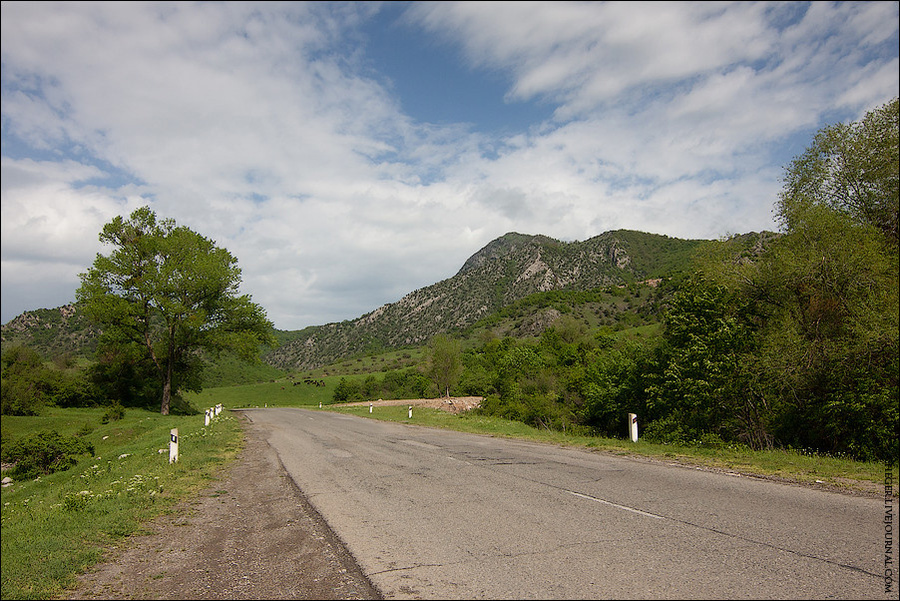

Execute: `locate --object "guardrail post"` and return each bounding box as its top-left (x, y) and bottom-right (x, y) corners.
top-left (169, 428), bottom-right (179, 463)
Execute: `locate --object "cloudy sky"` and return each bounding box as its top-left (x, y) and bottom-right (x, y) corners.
top-left (2, 1), bottom-right (898, 330)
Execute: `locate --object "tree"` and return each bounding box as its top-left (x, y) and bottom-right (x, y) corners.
top-left (778, 97), bottom-right (898, 246)
top-left (77, 206), bottom-right (275, 414)
top-left (1, 345), bottom-right (96, 415)
top-left (1, 346), bottom-right (47, 416)
top-left (766, 99), bottom-right (899, 459)
top-left (427, 334), bottom-right (463, 398)
top-left (750, 207), bottom-right (898, 459)
top-left (644, 275), bottom-right (760, 445)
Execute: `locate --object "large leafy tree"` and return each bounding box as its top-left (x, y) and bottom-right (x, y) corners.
top-left (77, 206), bottom-right (275, 414)
top-left (427, 333), bottom-right (463, 398)
top-left (644, 275), bottom-right (761, 445)
top-left (778, 97), bottom-right (898, 246)
top-left (768, 99), bottom-right (898, 459)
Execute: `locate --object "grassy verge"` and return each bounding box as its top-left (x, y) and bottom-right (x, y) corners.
top-left (1, 407), bottom-right (243, 600)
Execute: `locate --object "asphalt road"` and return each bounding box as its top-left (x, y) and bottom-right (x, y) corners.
top-left (241, 407), bottom-right (893, 600)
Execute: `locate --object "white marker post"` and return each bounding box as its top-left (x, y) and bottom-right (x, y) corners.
top-left (408, 405), bottom-right (413, 419)
top-left (205, 409), bottom-right (211, 426)
top-left (369, 402), bottom-right (373, 413)
top-left (169, 428), bottom-right (179, 463)
top-left (629, 413), bottom-right (639, 442)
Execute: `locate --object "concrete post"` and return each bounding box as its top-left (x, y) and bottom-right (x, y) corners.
top-left (169, 428), bottom-right (179, 463)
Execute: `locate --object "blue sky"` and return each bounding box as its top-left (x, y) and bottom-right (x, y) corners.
top-left (2, 1), bottom-right (898, 330)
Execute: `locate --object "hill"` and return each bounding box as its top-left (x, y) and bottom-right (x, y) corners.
top-left (1, 229), bottom-right (774, 372)
top-left (263, 230), bottom-right (709, 370)
top-left (0, 304), bottom-right (99, 360)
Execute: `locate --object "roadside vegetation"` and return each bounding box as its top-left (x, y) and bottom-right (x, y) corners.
top-left (1, 405), bottom-right (247, 600)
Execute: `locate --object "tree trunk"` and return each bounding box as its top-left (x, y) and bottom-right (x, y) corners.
top-left (160, 332), bottom-right (175, 415)
top-left (161, 359), bottom-right (172, 415)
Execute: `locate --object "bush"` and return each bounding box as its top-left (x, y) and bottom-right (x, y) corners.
top-left (1, 376), bottom-right (44, 416)
top-left (641, 416), bottom-right (692, 445)
top-left (0, 430), bottom-right (94, 481)
top-left (1, 345), bottom-right (98, 414)
top-left (101, 402), bottom-right (125, 423)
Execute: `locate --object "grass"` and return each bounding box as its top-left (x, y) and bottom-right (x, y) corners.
top-left (2, 378), bottom-right (895, 599)
top-left (1, 406), bottom-right (243, 600)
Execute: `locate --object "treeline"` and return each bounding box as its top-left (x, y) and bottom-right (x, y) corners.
top-left (1, 345), bottom-right (199, 416)
top-left (443, 238), bottom-right (895, 461)
top-left (1, 347), bottom-right (95, 415)
top-left (332, 368), bottom-right (432, 403)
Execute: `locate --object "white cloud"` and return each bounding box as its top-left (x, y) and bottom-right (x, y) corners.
top-left (0, 157), bottom-right (147, 320)
top-left (1, 1), bottom-right (897, 329)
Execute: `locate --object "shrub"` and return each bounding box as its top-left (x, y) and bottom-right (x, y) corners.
top-left (0, 430), bottom-right (94, 481)
top-left (101, 402), bottom-right (125, 423)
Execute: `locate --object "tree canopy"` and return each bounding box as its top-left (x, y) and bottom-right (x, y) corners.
top-left (77, 206), bottom-right (274, 414)
top-left (428, 334), bottom-right (463, 398)
top-left (778, 97), bottom-right (898, 246)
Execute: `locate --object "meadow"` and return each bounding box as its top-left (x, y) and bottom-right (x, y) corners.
top-left (1, 375), bottom-right (895, 599)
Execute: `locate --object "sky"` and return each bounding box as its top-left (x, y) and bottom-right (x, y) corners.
top-left (2, 1), bottom-right (898, 331)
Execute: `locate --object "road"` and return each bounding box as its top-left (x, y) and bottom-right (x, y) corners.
top-left (241, 407), bottom-right (893, 600)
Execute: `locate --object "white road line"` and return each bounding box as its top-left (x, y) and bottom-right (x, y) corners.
top-left (567, 490), bottom-right (665, 519)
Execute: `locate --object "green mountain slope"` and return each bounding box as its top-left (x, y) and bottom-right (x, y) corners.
top-left (263, 230), bottom-right (708, 370)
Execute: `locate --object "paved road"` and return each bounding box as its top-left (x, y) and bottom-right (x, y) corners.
top-left (242, 407), bottom-right (893, 600)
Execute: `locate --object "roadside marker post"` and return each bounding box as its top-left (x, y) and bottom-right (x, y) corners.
top-left (629, 413), bottom-right (639, 442)
top-left (369, 402), bottom-right (373, 413)
top-left (169, 428), bottom-right (179, 463)
top-left (408, 405), bottom-right (412, 419)
top-left (205, 408), bottom-right (211, 426)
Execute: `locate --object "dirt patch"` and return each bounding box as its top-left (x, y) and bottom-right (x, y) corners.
top-left (61, 413), bottom-right (381, 600)
top-left (338, 396), bottom-right (483, 414)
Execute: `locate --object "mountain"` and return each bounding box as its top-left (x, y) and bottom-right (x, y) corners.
top-left (2, 229), bottom-right (774, 371)
top-left (0, 304), bottom-right (99, 359)
top-left (263, 230), bottom-right (708, 370)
